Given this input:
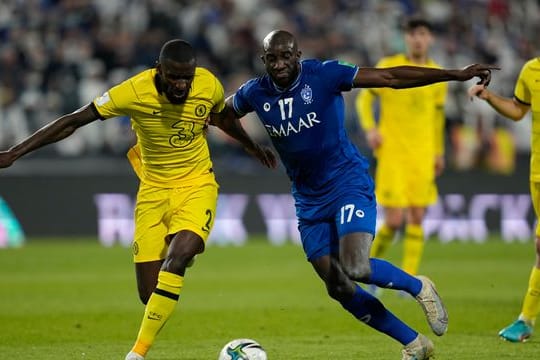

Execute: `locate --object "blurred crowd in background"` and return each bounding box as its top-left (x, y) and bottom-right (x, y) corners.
top-left (0, 0), bottom-right (539, 173)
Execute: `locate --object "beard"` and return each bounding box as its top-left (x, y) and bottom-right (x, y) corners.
top-left (164, 84), bottom-right (188, 104)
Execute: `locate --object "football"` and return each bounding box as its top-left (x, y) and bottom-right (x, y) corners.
top-left (217, 338), bottom-right (267, 360)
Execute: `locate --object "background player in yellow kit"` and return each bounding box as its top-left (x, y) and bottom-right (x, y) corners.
top-left (0, 39), bottom-right (276, 360)
top-left (469, 57), bottom-right (540, 343)
top-left (356, 17), bottom-right (447, 284)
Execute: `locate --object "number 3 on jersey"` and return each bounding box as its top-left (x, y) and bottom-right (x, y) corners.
top-left (169, 120), bottom-right (195, 148)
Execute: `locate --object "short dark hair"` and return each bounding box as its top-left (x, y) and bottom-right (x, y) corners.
top-left (402, 17), bottom-right (433, 32)
top-left (159, 39), bottom-right (196, 63)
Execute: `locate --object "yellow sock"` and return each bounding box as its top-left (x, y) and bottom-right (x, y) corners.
top-left (520, 266), bottom-right (540, 325)
top-left (402, 224), bottom-right (424, 275)
top-left (370, 223), bottom-right (396, 258)
top-left (131, 271), bottom-right (184, 356)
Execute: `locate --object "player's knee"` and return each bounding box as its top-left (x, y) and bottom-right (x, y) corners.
top-left (326, 279), bottom-right (355, 302)
top-left (327, 283), bottom-right (346, 301)
top-left (343, 262), bottom-right (372, 283)
top-left (162, 251), bottom-right (196, 275)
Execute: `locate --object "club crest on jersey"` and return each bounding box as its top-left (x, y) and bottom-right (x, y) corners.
top-left (301, 84), bottom-right (313, 104)
top-left (195, 104), bottom-right (207, 117)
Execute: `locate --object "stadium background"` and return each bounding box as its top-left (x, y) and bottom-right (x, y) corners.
top-left (0, 0), bottom-right (539, 246)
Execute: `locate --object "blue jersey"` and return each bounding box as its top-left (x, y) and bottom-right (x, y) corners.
top-left (233, 59), bottom-right (371, 199)
top-left (234, 59), bottom-right (377, 255)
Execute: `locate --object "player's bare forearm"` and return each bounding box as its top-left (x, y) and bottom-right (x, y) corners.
top-left (469, 85), bottom-right (528, 121)
top-left (0, 104), bottom-right (98, 167)
top-left (211, 106), bottom-right (257, 151)
top-left (11, 117), bottom-right (75, 156)
top-left (0, 119), bottom-right (73, 168)
top-left (211, 105), bottom-right (278, 169)
top-left (486, 92), bottom-right (528, 121)
top-left (355, 66), bottom-right (455, 88)
top-left (354, 64), bottom-right (498, 89)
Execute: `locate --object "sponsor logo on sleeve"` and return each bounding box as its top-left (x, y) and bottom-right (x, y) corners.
top-left (95, 92), bottom-right (111, 106)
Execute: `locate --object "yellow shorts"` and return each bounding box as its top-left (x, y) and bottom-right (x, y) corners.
top-left (530, 181), bottom-right (540, 237)
top-left (374, 158), bottom-right (437, 208)
top-left (132, 180), bottom-right (218, 263)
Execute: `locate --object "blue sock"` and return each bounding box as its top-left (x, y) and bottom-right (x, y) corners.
top-left (368, 258), bottom-right (422, 296)
top-left (341, 284), bottom-right (417, 345)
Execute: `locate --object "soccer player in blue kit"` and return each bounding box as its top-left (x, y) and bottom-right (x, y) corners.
top-left (212, 30), bottom-right (496, 359)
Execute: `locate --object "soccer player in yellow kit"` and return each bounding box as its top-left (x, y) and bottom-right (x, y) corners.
top-left (469, 57), bottom-right (540, 343)
top-left (356, 17), bottom-right (447, 281)
top-left (0, 39), bottom-right (276, 360)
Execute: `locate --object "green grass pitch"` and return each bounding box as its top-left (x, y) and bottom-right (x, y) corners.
top-left (1, 237), bottom-right (539, 359)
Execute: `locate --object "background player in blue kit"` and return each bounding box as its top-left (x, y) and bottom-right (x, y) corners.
top-left (212, 30), bottom-right (496, 360)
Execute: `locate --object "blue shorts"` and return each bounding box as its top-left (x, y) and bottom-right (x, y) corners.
top-left (298, 191), bottom-right (377, 261)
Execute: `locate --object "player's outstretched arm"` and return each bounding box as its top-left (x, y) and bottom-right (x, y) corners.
top-left (210, 99), bottom-right (277, 169)
top-left (0, 103), bottom-right (100, 168)
top-left (353, 64), bottom-right (499, 89)
top-left (468, 84), bottom-right (530, 121)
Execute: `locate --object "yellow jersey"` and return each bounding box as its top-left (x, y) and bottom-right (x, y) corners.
top-left (514, 57), bottom-right (540, 181)
top-left (93, 67), bottom-right (225, 188)
top-left (356, 53), bottom-right (447, 162)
